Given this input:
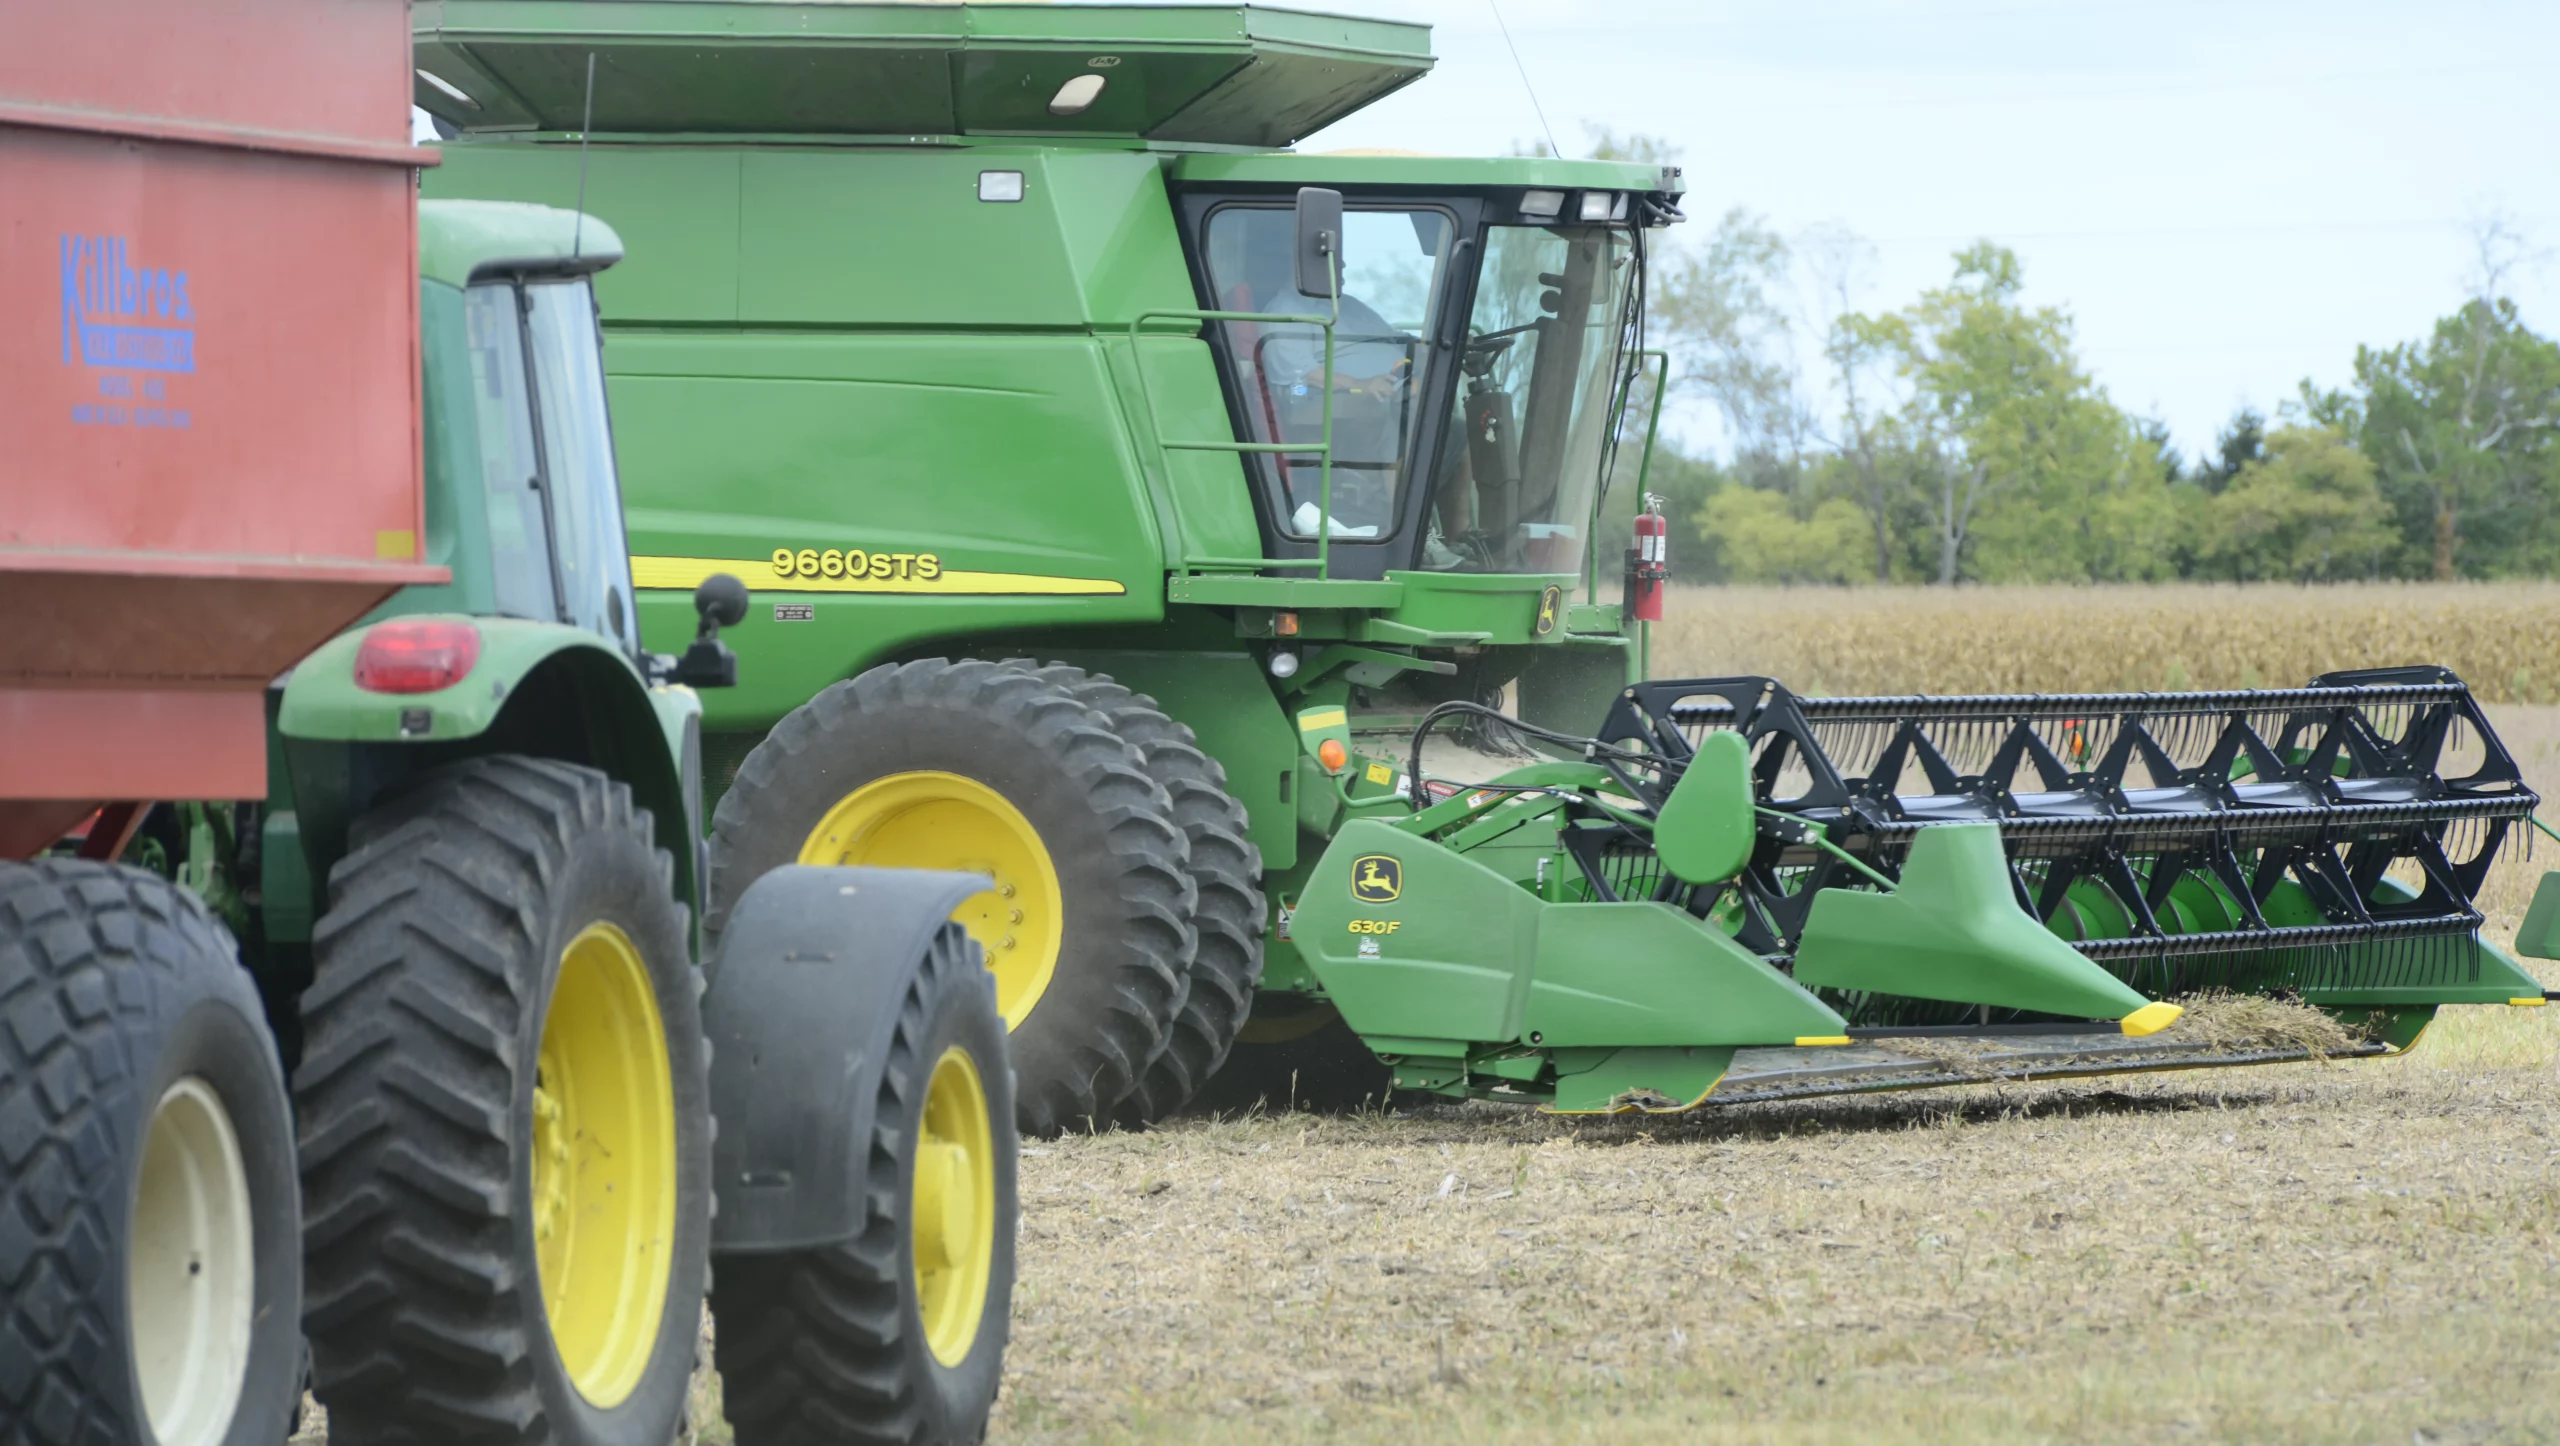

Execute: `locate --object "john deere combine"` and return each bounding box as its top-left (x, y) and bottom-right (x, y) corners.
top-left (413, 0), bottom-right (2557, 1124)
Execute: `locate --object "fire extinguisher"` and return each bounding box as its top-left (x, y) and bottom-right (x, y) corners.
top-left (1627, 493), bottom-right (1668, 623)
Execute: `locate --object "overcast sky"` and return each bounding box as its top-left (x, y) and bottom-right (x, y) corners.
top-left (1300, 0), bottom-right (2560, 463)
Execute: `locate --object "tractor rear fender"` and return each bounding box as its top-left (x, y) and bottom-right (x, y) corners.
top-left (702, 864), bottom-right (992, 1254)
top-left (274, 616), bottom-right (700, 927)
top-left (1290, 819), bottom-right (1844, 1051)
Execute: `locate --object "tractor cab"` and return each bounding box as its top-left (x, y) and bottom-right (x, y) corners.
top-left (1172, 158), bottom-right (1679, 582)
top-left (400, 203), bottom-right (641, 650)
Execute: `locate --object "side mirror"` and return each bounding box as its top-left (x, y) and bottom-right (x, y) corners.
top-left (672, 572), bottom-right (747, 688)
top-left (1293, 186), bottom-right (1343, 300)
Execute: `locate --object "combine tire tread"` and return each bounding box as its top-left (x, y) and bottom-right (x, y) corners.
top-left (294, 756), bottom-right (709, 1446)
top-left (1016, 663), bottom-right (1266, 1126)
top-left (0, 859), bottom-right (301, 1446)
top-left (708, 658), bottom-right (1192, 1136)
top-left (712, 922), bottom-right (1017, 1445)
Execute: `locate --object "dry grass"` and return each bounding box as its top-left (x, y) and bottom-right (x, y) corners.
top-left (1648, 582), bottom-right (2560, 703)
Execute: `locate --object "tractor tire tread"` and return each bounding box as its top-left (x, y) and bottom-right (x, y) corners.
top-left (0, 858), bottom-right (290, 1446)
top-left (295, 755), bottom-right (704, 1446)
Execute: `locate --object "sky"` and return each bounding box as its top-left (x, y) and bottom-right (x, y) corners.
top-left (1297, 0), bottom-right (2560, 464)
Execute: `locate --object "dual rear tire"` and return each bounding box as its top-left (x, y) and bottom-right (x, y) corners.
top-left (294, 757), bottom-right (710, 1446)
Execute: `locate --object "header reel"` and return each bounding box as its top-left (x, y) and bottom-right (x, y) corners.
top-left (1565, 668), bottom-right (2535, 1025)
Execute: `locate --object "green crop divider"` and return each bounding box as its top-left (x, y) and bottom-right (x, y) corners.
top-left (1129, 302), bottom-right (1338, 580)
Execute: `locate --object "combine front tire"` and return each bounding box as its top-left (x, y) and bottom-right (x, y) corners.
top-left (707, 659), bottom-right (1192, 1136)
top-left (295, 758), bottom-right (710, 1446)
top-left (711, 921), bottom-right (1016, 1444)
top-left (1020, 665), bottom-right (1266, 1127)
top-left (0, 860), bottom-right (302, 1446)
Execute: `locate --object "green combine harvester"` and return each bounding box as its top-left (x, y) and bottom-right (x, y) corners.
top-left (415, 0), bottom-right (2559, 1125)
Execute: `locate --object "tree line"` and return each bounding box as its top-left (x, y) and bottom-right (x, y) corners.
top-left (1584, 138), bottom-right (2560, 586)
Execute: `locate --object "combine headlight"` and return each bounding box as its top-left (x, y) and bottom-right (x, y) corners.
top-left (1519, 189), bottom-right (1563, 219)
top-left (1578, 190), bottom-right (1619, 223)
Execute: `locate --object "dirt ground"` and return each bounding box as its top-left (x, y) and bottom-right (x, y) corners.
top-left (987, 1011), bottom-right (2558, 1446)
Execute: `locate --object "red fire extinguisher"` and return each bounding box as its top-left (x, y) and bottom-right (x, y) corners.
top-left (1628, 493), bottom-right (1668, 622)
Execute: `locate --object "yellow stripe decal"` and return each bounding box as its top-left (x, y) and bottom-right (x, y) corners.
top-left (631, 555), bottom-right (1126, 598)
top-left (2509, 996), bottom-right (2549, 1008)
top-left (1794, 1036), bottom-right (1851, 1048)
top-left (1297, 707), bottom-right (1348, 732)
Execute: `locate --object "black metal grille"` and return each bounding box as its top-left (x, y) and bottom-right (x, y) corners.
top-left (1578, 667), bottom-right (2535, 1012)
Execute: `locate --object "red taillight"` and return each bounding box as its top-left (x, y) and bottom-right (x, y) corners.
top-left (354, 619), bottom-right (482, 694)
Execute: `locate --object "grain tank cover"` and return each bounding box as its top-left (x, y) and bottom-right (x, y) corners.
top-left (413, 0), bottom-right (1432, 148)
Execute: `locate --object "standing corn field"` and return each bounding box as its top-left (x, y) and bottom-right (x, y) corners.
top-left (1651, 583), bottom-right (2560, 703)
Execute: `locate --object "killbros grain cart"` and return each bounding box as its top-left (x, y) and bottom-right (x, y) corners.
top-left (415, 0), bottom-right (2559, 1125)
top-left (3, 4), bottom-right (1015, 1441)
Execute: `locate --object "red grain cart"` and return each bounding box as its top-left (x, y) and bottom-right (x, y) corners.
top-left (1, 2), bottom-right (434, 1437)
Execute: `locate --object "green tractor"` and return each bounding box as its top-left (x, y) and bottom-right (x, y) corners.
top-left (414, 1), bottom-right (2556, 1126)
top-left (10, 199), bottom-right (1017, 1445)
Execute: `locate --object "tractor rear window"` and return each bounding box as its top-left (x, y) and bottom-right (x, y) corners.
top-left (463, 283), bottom-right (556, 622)
top-left (1203, 205), bottom-right (1458, 543)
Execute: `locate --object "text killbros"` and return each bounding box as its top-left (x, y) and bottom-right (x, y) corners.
top-left (60, 235), bottom-right (195, 372)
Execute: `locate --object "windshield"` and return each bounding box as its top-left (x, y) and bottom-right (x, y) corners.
top-left (523, 280), bottom-right (640, 651)
top-left (1203, 205), bottom-right (1459, 542)
top-left (1423, 224), bottom-right (1633, 577)
top-left (463, 283), bottom-right (556, 621)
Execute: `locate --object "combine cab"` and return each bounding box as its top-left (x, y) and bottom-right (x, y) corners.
top-left (414, 0), bottom-right (2555, 1123)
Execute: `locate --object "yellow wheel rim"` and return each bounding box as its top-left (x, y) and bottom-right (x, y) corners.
top-left (531, 922), bottom-right (677, 1408)
top-left (801, 771), bottom-right (1062, 1029)
top-left (913, 1045), bottom-right (997, 1367)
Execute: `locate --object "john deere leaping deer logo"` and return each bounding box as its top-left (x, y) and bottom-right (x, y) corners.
top-left (1534, 584), bottom-right (1562, 637)
top-left (1350, 854), bottom-right (1402, 904)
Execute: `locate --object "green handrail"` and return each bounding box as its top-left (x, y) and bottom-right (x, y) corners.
top-left (1128, 302), bottom-right (1339, 579)
top-left (1585, 347), bottom-right (1673, 605)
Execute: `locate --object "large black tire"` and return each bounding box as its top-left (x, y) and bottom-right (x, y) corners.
top-left (0, 859), bottom-right (302, 1446)
top-left (707, 659), bottom-right (1192, 1137)
top-left (295, 757), bottom-right (711, 1446)
top-left (1016, 664), bottom-right (1266, 1127)
top-left (1181, 994), bottom-right (1399, 1117)
top-left (712, 922), bottom-right (1017, 1445)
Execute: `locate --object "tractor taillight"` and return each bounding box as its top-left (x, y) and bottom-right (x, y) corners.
top-left (354, 619), bottom-right (482, 694)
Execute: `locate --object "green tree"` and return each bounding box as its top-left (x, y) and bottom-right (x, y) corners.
top-left (1854, 244), bottom-right (2163, 583)
top-left (2193, 425), bottom-right (2393, 581)
top-left (2353, 295), bottom-right (2560, 579)
top-left (1692, 486), bottom-right (1869, 584)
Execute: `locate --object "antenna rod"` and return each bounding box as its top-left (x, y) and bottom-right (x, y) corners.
top-left (571, 52), bottom-right (596, 258)
top-left (1485, 0), bottom-right (1558, 159)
